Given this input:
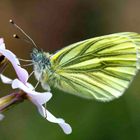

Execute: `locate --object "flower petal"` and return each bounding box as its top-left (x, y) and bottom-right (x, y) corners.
top-left (12, 79), bottom-right (52, 104)
top-left (0, 38), bottom-right (5, 49)
top-left (58, 120), bottom-right (72, 135)
top-left (0, 113), bottom-right (4, 121)
top-left (12, 79), bottom-right (72, 134)
top-left (26, 83), bottom-right (34, 90)
top-left (37, 105), bottom-right (72, 134)
top-left (0, 74), bottom-right (13, 84)
top-left (0, 48), bottom-right (29, 83)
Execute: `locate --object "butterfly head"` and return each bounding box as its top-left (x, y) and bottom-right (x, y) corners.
top-left (31, 48), bottom-right (52, 82)
top-left (31, 48), bottom-right (51, 68)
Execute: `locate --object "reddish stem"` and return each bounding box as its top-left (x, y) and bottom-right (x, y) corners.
top-left (0, 91), bottom-right (26, 112)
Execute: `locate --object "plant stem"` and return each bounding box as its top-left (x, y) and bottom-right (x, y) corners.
top-left (0, 91), bottom-right (26, 112)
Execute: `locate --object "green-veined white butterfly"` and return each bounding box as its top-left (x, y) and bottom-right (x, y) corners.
top-left (30, 32), bottom-right (140, 102)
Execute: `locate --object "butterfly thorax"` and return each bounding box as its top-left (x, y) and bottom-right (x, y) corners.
top-left (31, 48), bottom-right (55, 90)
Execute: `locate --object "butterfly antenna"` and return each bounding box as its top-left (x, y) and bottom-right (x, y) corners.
top-left (13, 34), bottom-right (34, 46)
top-left (9, 19), bottom-right (38, 48)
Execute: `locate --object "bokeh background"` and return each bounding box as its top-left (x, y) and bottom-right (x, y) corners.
top-left (0, 0), bottom-right (140, 140)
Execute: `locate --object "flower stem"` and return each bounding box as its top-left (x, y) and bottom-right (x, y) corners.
top-left (0, 59), bottom-right (8, 73)
top-left (0, 91), bottom-right (26, 112)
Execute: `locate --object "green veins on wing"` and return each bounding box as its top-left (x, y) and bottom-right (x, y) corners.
top-left (32, 32), bottom-right (140, 102)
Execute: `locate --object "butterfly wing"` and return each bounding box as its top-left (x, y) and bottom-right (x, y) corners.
top-left (49, 32), bottom-right (140, 101)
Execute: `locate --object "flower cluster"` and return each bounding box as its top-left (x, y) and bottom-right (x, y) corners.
top-left (0, 38), bottom-right (72, 134)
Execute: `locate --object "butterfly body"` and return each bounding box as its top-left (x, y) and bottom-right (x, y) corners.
top-left (31, 32), bottom-right (140, 101)
top-left (31, 48), bottom-right (53, 89)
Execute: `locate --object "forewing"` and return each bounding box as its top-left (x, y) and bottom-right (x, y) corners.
top-left (50, 32), bottom-right (140, 101)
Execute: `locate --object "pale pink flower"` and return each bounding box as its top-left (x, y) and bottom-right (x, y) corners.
top-left (0, 38), bottom-right (28, 83)
top-left (0, 39), bottom-right (72, 134)
top-left (0, 75), bottom-right (72, 134)
top-left (0, 113), bottom-right (4, 120)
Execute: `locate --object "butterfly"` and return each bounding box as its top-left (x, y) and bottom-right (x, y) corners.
top-left (30, 32), bottom-right (140, 102)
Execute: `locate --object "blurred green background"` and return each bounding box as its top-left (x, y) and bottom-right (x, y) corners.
top-left (0, 0), bottom-right (140, 140)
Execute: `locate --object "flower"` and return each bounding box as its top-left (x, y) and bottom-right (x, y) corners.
top-left (0, 113), bottom-right (4, 120)
top-left (0, 38), bottom-right (72, 134)
top-left (0, 75), bottom-right (72, 134)
top-left (0, 38), bottom-right (28, 83)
